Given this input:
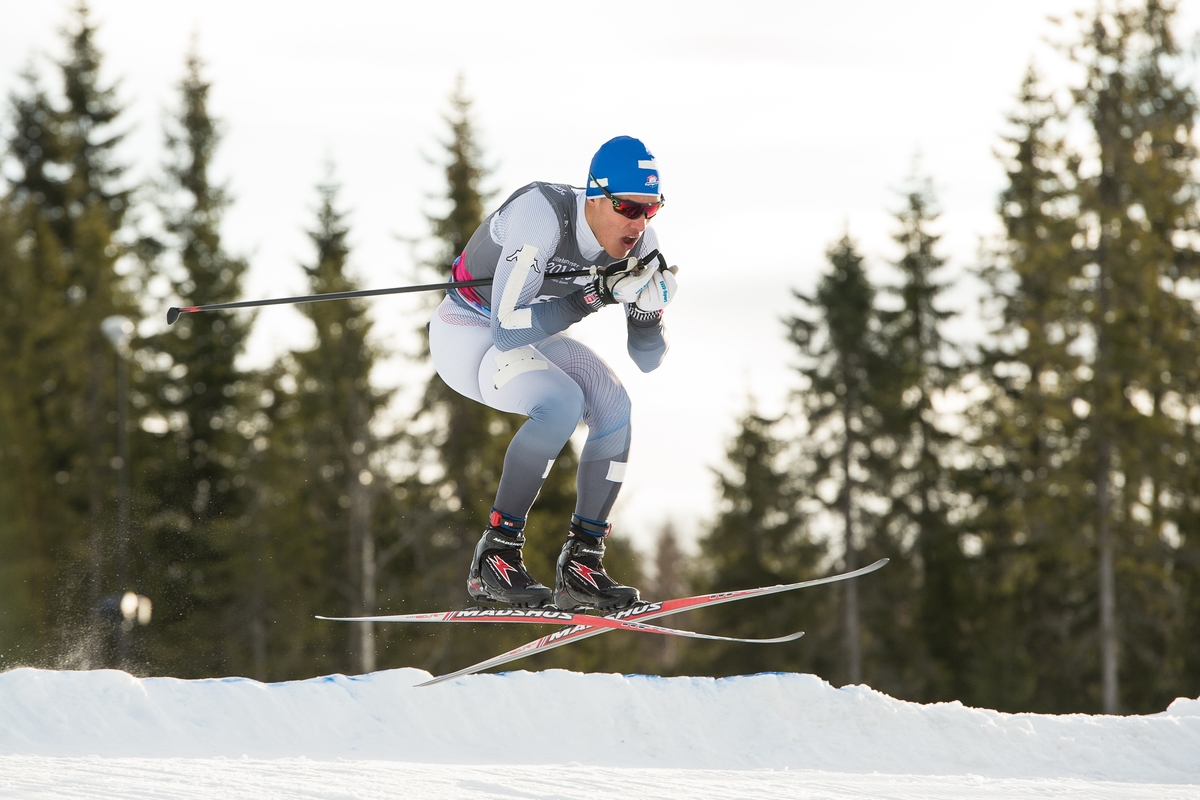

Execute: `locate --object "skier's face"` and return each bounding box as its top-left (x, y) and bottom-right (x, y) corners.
top-left (585, 195), bottom-right (655, 258)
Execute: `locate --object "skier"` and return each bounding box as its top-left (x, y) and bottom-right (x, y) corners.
top-left (428, 135), bottom-right (677, 611)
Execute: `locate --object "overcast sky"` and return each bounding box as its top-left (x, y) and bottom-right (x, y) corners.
top-left (5, 0), bottom-right (1198, 555)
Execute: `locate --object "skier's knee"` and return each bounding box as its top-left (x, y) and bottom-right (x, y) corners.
top-left (584, 384), bottom-right (631, 439)
top-left (530, 390), bottom-right (584, 440)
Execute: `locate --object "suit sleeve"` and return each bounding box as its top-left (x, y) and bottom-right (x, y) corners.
top-left (624, 229), bottom-right (669, 372)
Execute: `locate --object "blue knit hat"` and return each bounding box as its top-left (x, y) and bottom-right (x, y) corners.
top-left (586, 136), bottom-right (661, 198)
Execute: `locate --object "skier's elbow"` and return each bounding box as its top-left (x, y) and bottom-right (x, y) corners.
top-left (629, 342), bottom-right (667, 373)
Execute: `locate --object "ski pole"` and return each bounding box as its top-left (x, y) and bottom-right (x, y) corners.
top-left (165, 250), bottom-right (664, 325)
top-left (167, 275), bottom-right (527, 325)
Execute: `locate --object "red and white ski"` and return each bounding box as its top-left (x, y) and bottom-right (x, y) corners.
top-left (318, 607), bottom-right (804, 645)
top-left (320, 557), bottom-right (888, 686)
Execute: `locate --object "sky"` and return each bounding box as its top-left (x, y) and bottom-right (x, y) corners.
top-left (4, 0), bottom-right (1199, 556)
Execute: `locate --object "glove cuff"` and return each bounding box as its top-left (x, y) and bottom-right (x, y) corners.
top-left (627, 305), bottom-right (662, 324)
top-left (583, 278), bottom-right (614, 311)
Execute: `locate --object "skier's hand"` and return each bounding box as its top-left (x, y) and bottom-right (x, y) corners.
top-left (635, 265), bottom-right (678, 312)
top-left (583, 256), bottom-right (655, 310)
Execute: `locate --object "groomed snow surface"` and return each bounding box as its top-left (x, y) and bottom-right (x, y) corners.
top-left (1, 667), bottom-right (1197, 799)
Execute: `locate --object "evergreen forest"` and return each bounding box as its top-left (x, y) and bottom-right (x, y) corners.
top-left (2, 1), bottom-right (1199, 716)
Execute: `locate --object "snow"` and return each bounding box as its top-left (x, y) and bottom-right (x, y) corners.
top-left (1, 667), bottom-right (1197, 799)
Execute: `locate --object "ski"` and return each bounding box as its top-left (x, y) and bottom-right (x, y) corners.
top-left (317, 607), bottom-right (805, 646)
top-left (412, 557), bottom-right (888, 686)
top-left (319, 557), bottom-right (887, 686)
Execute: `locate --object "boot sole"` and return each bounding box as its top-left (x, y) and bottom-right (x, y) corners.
top-left (468, 579), bottom-right (553, 609)
top-left (553, 587), bottom-right (640, 613)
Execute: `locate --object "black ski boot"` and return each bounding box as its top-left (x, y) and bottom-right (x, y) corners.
top-left (467, 510), bottom-right (553, 608)
top-left (554, 516), bottom-right (640, 611)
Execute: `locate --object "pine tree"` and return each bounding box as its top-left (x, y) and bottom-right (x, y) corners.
top-left (970, 64), bottom-right (1097, 713)
top-left (0, 3), bottom-right (135, 667)
top-left (787, 236), bottom-right (893, 685)
top-left (1063, 0), bottom-right (1200, 713)
top-left (880, 175), bottom-right (970, 701)
top-left (648, 522), bottom-right (688, 602)
top-left (691, 410), bottom-right (828, 677)
top-left (970, 1), bottom-right (1200, 713)
top-left (131, 46), bottom-right (261, 677)
top-left (641, 522), bottom-right (689, 670)
top-left (0, 196), bottom-right (50, 665)
top-left (975, 37), bottom-right (1101, 716)
top-left (269, 172), bottom-right (394, 676)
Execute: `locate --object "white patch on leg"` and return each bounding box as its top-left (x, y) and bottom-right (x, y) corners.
top-left (606, 461), bottom-right (627, 482)
top-left (492, 348), bottom-right (549, 389)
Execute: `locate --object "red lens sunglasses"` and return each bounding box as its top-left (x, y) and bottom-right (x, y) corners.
top-left (589, 173), bottom-right (665, 220)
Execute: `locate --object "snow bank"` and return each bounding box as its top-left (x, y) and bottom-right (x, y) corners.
top-left (1, 667), bottom-right (1197, 785)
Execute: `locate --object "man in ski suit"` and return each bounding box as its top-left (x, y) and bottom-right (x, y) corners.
top-left (428, 135), bottom-right (677, 610)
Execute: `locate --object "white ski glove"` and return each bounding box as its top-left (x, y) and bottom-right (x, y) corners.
top-left (636, 265), bottom-right (679, 312)
top-left (583, 256), bottom-right (656, 310)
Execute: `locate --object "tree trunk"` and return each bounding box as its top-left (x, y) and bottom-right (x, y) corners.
top-left (249, 486), bottom-right (269, 681)
top-left (358, 503), bottom-right (376, 675)
top-left (841, 411), bottom-right (861, 684)
top-left (86, 344), bottom-right (106, 620)
top-left (347, 393), bottom-right (376, 675)
top-left (1096, 436), bottom-right (1119, 713)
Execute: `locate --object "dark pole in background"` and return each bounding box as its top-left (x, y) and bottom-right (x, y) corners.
top-left (102, 315), bottom-right (134, 669)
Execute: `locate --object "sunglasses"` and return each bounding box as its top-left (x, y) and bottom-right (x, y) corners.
top-left (589, 173), bottom-right (665, 220)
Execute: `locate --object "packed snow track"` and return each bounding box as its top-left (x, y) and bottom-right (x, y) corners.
top-left (1, 667), bottom-right (1197, 799)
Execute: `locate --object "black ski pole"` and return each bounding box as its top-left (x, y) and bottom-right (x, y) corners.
top-left (165, 250), bottom-right (662, 326)
top-left (167, 276), bottom-right (503, 325)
